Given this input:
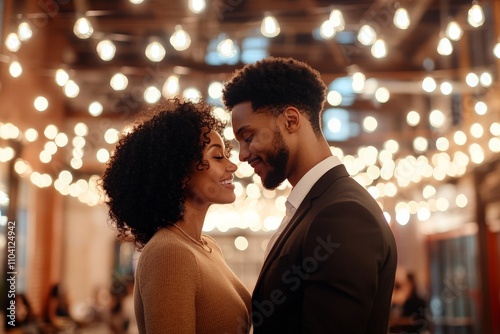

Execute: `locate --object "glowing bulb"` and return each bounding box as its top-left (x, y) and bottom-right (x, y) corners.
top-left (422, 76), bottom-right (437, 92)
top-left (319, 20), bottom-right (335, 39)
top-left (144, 86), bottom-right (161, 103)
top-left (375, 87), bottom-right (390, 103)
top-left (327, 90), bottom-right (342, 106)
top-left (217, 38), bottom-right (238, 58)
top-left (329, 9), bottom-right (345, 31)
top-left (34, 96), bottom-right (49, 112)
top-left (437, 37), bottom-right (453, 56)
top-left (188, 0), bottom-right (206, 13)
top-left (440, 81), bottom-right (453, 95)
top-left (18, 22), bottom-right (32, 41)
top-left (371, 39), bottom-right (387, 58)
top-left (64, 80), bottom-right (79, 98)
top-left (494, 43), bottom-right (500, 58)
top-left (468, 3), bottom-right (485, 28)
top-left (358, 25), bottom-right (377, 46)
top-left (170, 25), bottom-right (191, 51)
top-left (55, 69), bottom-right (69, 86)
top-left (261, 14), bottom-right (280, 38)
top-left (162, 75), bottom-right (179, 98)
top-left (97, 39), bottom-right (116, 61)
top-left (9, 61), bottom-right (22, 77)
top-left (5, 33), bottom-right (21, 52)
top-left (429, 109), bottom-right (445, 128)
top-left (145, 41), bottom-right (166, 62)
top-left (363, 116), bottom-right (378, 133)
top-left (474, 101), bottom-right (487, 115)
top-left (393, 7), bottom-right (410, 30)
top-left (465, 72), bottom-right (479, 87)
top-left (406, 111), bottom-right (420, 126)
top-left (88, 101), bottom-right (103, 116)
top-left (73, 17), bottom-right (93, 39)
top-left (446, 21), bottom-right (463, 41)
top-left (110, 73), bottom-right (128, 91)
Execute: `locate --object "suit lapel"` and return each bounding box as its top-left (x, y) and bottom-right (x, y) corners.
top-left (254, 165), bottom-right (350, 294)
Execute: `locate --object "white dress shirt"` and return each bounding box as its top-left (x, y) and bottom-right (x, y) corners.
top-left (264, 155), bottom-right (342, 259)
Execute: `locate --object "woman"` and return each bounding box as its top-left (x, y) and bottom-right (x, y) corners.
top-left (101, 98), bottom-right (251, 334)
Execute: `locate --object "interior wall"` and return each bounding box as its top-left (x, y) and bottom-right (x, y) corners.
top-left (62, 197), bottom-right (116, 313)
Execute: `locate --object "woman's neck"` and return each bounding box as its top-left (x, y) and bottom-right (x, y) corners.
top-left (177, 200), bottom-right (209, 240)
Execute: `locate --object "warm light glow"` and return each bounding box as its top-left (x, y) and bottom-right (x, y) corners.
top-left (479, 72), bottom-right (493, 87)
top-left (363, 116), bottom-right (378, 133)
top-left (466, 72), bottom-right (479, 87)
top-left (429, 109), bottom-right (445, 128)
top-left (18, 22), bottom-right (33, 41)
top-left (469, 143), bottom-right (484, 164)
top-left (104, 129), bottom-right (120, 144)
top-left (470, 123), bottom-right (484, 138)
top-left (24, 128), bottom-right (38, 142)
top-left (489, 138), bottom-right (500, 153)
top-left (74, 123), bottom-right (89, 137)
top-left (436, 137), bottom-right (449, 151)
top-left (97, 148), bottom-right (110, 163)
top-left (437, 37), bottom-right (453, 56)
top-left (110, 73), bottom-right (128, 91)
top-left (422, 76), bottom-right (436, 92)
top-left (413, 136), bottom-right (428, 152)
top-left (393, 7), bottom-right (410, 30)
top-left (490, 122), bottom-right (500, 136)
top-left (261, 14), bottom-right (280, 38)
top-left (327, 90), bottom-right (342, 106)
top-left (474, 101), bottom-right (487, 115)
top-left (234, 236), bottom-right (249, 251)
top-left (162, 75), bottom-right (179, 98)
top-left (34, 96), bottom-right (49, 112)
top-left (406, 111), bottom-right (420, 126)
top-left (5, 33), bottom-right (21, 52)
top-left (446, 21), bottom-right (463, 41)
top-left (456, 194), bottom-right (468, 208)
top-left (217, 38), bottom-right (238, 58)
top-left (352, 72), bottom-right (366, 93)
top-left (64, 80), bottom-right (80, 98)
top-left (423, 185), bottom-right (436, 199)
top-left (494, 43), bottom-right (500, 59)
top-left (375, 87), bottom-right (390, 103)
top-left (371, 39), bottom-right (387, 58)
top-left (440, 81), bottom-right (453, 95)
top-left (183, 87), bottom-right (201, 102)
top-left (88, 101), bottom-right (103, 116)
top-left (383, 139), bottom-right (399, 154)
top-left (330, 9), bottom-right (345, 31)
top-left (55, 69), bottom-right (69, 86)
top-left (9, 61), bottom-right (22, 77)
top-left (396, 208), bottom-right (410, 225)
top-left (188, 0), bottom-right (206, 13)
top-left (170, 25), bottom-right (191, 51)
top-left (44, 125), bottom-right (58, 139)
top-left (144, 86), bottom-right (161, 103)
top-left (55, 133), bottom-right (69, 147)
top-left (468, 3), bottom-right (485, 28)
top-left (208, 81), bottom-right (223, 100)
top-left (73, 17), bottom-right (94, 39)
top-left (320, 20), bottom-right (335, 39)
top-left (97, 39), bottom-right (116, 61)
top-left (453, 131), bottom-right (467, 146)
top-left (358, 25), bottom-right (377, 45)
top-left (145, 41), bottom-right (166, 62)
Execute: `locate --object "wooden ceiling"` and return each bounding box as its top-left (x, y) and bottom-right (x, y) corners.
top-left (13, 0), bottom-right (478, 115)
top-left (3, 0), bottom-right (497, 174)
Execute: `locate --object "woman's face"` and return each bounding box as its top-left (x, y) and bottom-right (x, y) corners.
top-left (185, 130), bottom-right (237, 206)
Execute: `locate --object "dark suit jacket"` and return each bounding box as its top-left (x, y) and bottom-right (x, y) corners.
top-left (252, 165), bottom-right (398, 333)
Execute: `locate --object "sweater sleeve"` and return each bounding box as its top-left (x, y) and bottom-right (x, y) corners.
top-left (136, 242), bottom-right (200, 333)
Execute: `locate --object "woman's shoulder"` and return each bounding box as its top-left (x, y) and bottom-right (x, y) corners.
top-left (141, 228), bottom-right (198, 260)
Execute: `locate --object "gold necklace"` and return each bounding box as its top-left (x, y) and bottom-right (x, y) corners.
top-left (173, 224), bottom-right (213, 253)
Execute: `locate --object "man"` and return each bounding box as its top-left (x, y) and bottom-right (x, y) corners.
top-left (222, 57), bottom-right (397, 333)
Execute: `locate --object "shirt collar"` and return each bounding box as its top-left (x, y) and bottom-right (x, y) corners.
top-left (287, 155), bottom-right (342, 210)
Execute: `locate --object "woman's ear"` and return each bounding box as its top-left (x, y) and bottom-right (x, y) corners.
top-left (282, 106), bottom-right (301, 133)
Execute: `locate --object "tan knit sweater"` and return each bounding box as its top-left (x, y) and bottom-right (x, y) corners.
top-left (134, 227), bottom-right (251, 334)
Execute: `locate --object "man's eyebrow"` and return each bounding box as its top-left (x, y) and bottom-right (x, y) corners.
top-left (234, 125), bottom-right (250, 138)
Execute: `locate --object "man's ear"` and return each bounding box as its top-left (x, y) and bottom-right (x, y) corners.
top-left (282, 107), bottom-right (301, 133)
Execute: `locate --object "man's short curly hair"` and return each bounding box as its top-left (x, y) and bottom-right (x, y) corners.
top-left (222, 57), bottom-right (327, 134)
top-left (101, 98), bottom-right (229, 249)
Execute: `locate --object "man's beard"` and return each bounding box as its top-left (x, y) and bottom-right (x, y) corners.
top-left (262, 129), bottom-right (289, 189)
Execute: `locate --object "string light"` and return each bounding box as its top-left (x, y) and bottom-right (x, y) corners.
top-left (145, 40), bottom-right (166, 62)
top-left (467, 2), bottom-right (485, 28)
top-left (170, 25), bottom-right (191, 51)
top-left (445, 21), bottom-right (463, 41)
top-left (261, 14), bottom-right (280, 38)
top-left (371, 39), bottom-right (387, 58)
top-left (73, 17), bottom-right (93, 39)
top-left (393, 7), bottom-right (410, 30)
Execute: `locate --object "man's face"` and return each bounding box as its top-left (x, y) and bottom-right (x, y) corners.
top-left (231, 102), bottom-right (289, 189)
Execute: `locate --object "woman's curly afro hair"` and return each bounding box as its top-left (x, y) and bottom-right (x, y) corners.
top-left (101, 98), bottom-right (229, 249)
top-left (222, 57), bottom-right (327, 135)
